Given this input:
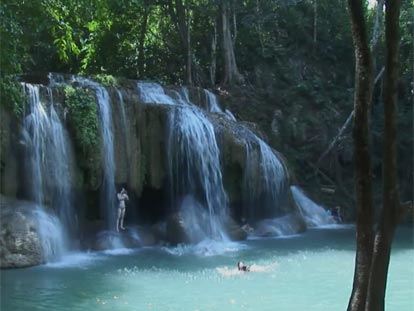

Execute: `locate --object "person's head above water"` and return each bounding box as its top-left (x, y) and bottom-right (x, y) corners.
top-left (238, 261), bottom-right (246, 271)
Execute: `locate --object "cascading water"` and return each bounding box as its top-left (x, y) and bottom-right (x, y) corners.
top-left (290, 186), bottom-right (335, 226)
top-left (22, 84), bottom-right (48, 205)
top-left (21, 83), bottom-right (77, 258)
top-left (75, 78), bottom-right (117, 230)
top-left (48, 104), bottom-right (77, 234)
top-left (204, 89), bottom-right (237, 121)
top-left (116, 89), bottom-right (131, 172)
top-left (204, 89), bottom-right (223, 113)
top-left (168, 106), bottom-right (229, 240)
top-left (243, 134), bottom-right (287, 220)
top-left (137, 82), bottom-right (176, 105)
top-left (33, 206), bottom-right (66, 262)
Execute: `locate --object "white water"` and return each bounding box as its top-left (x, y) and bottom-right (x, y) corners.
top-left (22, 84), bottom-right (48, 205)
top-left (168, 106), bottom-right (229, 240)
top-left (22, 84), bottom-right (76, 251)
top-left (32, 207), bottom-right (66, 262)
top-left (137, 82), bottom-right (176, 105)
top-left (204, 89), bottom-right (223, 113)
top-left (225, 108), bottom-right (237, 121)
top-left (204, 89), bottom-right (237, 121)
top-left (291, 186), bottom-right (335, 227)
top-left (49, 104), bottom-right (77, 234)
top-left (243, 134), bottom-right (287, 220)
top-left (115, 89), bottom-right (131, 173)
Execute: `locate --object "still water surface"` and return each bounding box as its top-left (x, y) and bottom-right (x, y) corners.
top-left (1, 225), bottom-right (413, 311)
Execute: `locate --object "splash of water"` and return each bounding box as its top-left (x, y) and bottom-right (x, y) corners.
top-left (33, 206), bottom-right (66, 262)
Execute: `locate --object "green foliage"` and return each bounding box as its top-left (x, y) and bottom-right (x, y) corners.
top-left (64, 86), bottom-right (99, 151)
top-left (0, 76), bottom-right (24, 118)
top-left (93, 74), bottom-right (118, 87)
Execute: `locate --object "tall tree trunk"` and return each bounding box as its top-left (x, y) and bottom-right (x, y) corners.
top-left (167, 0), bottom-right (192, 85)
top-left (210, 21), bottom-right (217, 85)
top-left (232, 0), bottom-right (237, 46)
top-left (366, 1), bottom-right (401, 310)
top-left (138, 5), bottom-right (150, 78)
top-left (313, 0), bottom-right (318, 47)
top-left (220, 0), bottom-right (243, 85)
top-left (185, 0), bottom-right (192, 85)
top-left (346, 1), bottom-right (375, 310)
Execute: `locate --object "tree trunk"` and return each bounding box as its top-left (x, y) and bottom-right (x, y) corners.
top-left (138, 5), bottom-right (150, 78)
top-left (185, 0), bottom-right (192, 86)
top-left (167, 0), bottom-right (192, 85)
top-left (220, 0), bottom-right (243, 85)
top-left (366, 1), bottom-right (401, 310)
top-left (346, 1), bottom-right (375, 310)
top-left (210, 21), bottom-right (217, 85)
top-left (313, 0), bottom-right (318, 46)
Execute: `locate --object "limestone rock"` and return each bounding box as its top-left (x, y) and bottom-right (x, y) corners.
top-left (224, 218), bottom-right (248, 241)
top-left (0, 196), bottom-right (44, 268)
top-left (0, 107), bottom-right (19, 198)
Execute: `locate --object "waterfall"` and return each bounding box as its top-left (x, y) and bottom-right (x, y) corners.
top-left (137, 82), bottom-right (176, 105)
top-left (290, 186), bottom-right (335, 227)
top-left (243, 134), bottom-right (287, 220)
top-left (204, 89), bottom-right (223, 113)
top-left (204, 89), bottom-right (237, 121)
top-left (116, 89), bottom-right (131, 172)
top-left (33, 207), bottom-right (66, 262)
top-left (21, 83), bottom-right (76, 257)
top-left (75, 78), bottom-right (117, 230)
top-left (22, 84), bottom-right (48, 205)
top-left (168, 106), bottom-right (229, 240)
top-left (48, 104), bottom-right (77, 234)
top-left (168, 87), bottom-right (192, 106)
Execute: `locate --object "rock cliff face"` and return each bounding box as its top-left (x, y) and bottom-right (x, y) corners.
top-left (0, 106), bottom-right (20, 198)
top-left (0, 196), bottom-right (44, 268)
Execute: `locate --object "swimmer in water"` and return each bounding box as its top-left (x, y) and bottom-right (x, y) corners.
top-left (237, 261), bottom-right (250, 272)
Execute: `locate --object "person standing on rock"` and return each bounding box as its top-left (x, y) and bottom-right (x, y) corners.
top-left (116, 188), bottom-right (129, 232)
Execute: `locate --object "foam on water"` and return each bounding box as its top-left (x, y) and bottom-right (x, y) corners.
top-left (103, 248), bottom-right (135, 256)
top-left (216, 262), bottom-right (278, 277)
top-left (45, 252), bottom-right (101, 268)
top-left (162, 239), bottom-right (247, 257)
